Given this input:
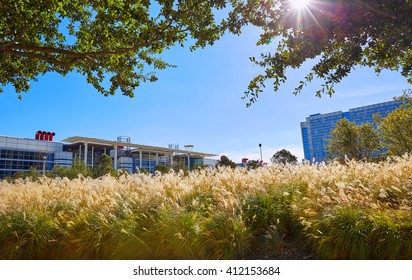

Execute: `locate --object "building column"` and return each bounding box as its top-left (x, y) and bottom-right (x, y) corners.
top-left (113, 145), bottom-right (118, 170)
top-left (79, 145), bottom-right (82, 163)
top-left (139, 150), bottom-right (142, 169)
top-left (91, 146), bottom-right (94, 167)
top-left (84, 142), bottom-right (88, 166)
top-left (156, 153), bottom-right (159, 166)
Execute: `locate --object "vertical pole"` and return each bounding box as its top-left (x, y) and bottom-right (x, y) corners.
top-left (148, 152), bottom-right (151, 172)
top-left (114, 145), bottom-right (118, 170)
top-left (84, 142), bottom-right (88, 166)
top-left (42, 155), bottom-right (46, 176)
top-left (139, 150), bottom-right (142, 169)
top-left (79, 145), bottom-right (82, 163)
top-left (184, 145), bottom-right (194, 172)
top-left (259, 143), bottom-right (263, 162)
top-left (91, 146), bottom-right (94, 167)
top-left (156, 153), bottom-right (159, 166)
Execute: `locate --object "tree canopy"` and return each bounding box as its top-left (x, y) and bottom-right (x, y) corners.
top-left (216, 155), bottom-right (237, 168)
top-left (226, 0), bottom-right (412, 106)
top-left (245, 159), bottom-right (262, 169)
top-left (2, 1), bottom-right (411, 102)
top-left (377, 94), bottom-right (412, 156)
top-left (325, 118), bottom-right (380, 162)
top-left (0, 0), bottom-right (228, 98)
top-left (271, 149), bottom-right (297, 165)
top-left (93, 153), bottom-right (115, 177)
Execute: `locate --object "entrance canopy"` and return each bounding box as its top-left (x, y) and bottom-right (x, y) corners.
top-left (61, 136), bottom-right (217, 158)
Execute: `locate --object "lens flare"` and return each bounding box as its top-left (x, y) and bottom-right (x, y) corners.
top-left (290, 0), bottom-right (312, 10)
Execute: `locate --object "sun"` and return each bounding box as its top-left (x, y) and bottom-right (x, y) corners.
top-left (290, 0), bottom-right (312, 10)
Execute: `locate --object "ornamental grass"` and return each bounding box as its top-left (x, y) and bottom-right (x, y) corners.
top-left (1, 155), bottom-right (412, 259)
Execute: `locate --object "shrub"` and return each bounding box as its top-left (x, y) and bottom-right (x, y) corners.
top-left (153, 165), bottom-right (170, 175)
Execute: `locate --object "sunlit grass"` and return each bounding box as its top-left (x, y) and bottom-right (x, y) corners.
top-left (1, 155), bottom-right (412, 259)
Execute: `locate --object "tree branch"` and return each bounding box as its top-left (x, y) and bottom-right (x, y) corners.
top-left (3, 49), bottom-right (71, 70)
top-left (2, 43), bottom-right (136, 57)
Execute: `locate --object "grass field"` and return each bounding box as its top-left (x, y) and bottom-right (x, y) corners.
top-left (1, 155), bottom-right (411, 259)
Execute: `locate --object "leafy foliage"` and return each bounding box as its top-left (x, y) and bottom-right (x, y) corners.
top-left (172, 157), bottom-right (188, 174)
top-left (153, 164), bottom-right (170, 174)
top-left (326, 118), bottom-right (381, 162)
top-left (3, 0), bottom-right (409, 104)
top-left (0, 0), bottom-right (229, 98)
top-left (226, 0), bottom-right (412, 106)
top-left (377, 94), bottom-right (412, 156)
top-left (93, 154), bottom-right (115, 177)
top-left (216, 155), bottom-right (237, 168)
top-left (193, 163), bottom-right (209, 170)
top-left (271, 149), bottom-right (297, 165)
top-left (245, 159), bottom-right (262, 169)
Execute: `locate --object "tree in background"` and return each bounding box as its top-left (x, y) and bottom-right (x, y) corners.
top-left (70, 158), bottom-right (93, 178)
top-left (226, 0), bottom-right (412, 106)
top-left (216, 155), bottom-right (237, 169)
top-left (50, 159), bottom-right (92, 179)
top-left (0, 0), bottom-right (228, 98)
top-left (378, 94), bottom-right (412, 156)
top-left (138, 167), bottom-right (149, 175)
top-left (193, 163), bottom-right (209, 171)
top-left (245, 159), bottom-right (261, 169)
top-left (154, 164), bottom-right (170, 175)
top-left (11, 166), bottom-right (40, 182)
top-left (326, 118), bottom-right (381, 162)
top-left (271, 149), bottom-right (298, 165)
top-left (172, 157), bottom-right (188, 174)
top-left (93, 154), bottom-right (115, 177)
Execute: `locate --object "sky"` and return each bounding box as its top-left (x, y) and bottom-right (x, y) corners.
top-left (1, 24), bottom-right (410, 164)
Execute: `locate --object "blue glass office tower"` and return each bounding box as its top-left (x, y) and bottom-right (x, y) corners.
top-left (300, 100), bottom-right (403, 162)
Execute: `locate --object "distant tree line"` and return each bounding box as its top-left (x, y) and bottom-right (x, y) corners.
top-left (216, 149), bottom-right (298, 169)
top-left (7, 153), bottom-right (215, 181)
top-left (9, 154), bottom-right (118, 181)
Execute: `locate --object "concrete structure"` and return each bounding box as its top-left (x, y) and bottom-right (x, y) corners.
top-left (300, 100), bottom-right (403, 162)
top-left (0, 132), bottom-right (71, 179)
top-left (0, 133), bottom-right (217, 179)
top-left (62, 136), bottom-right (216, 174)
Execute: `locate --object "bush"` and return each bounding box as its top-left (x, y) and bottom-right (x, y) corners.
top-left (92, 154), bottom-right (115, 178)
top-left (153, 165), bottom-right (170, 175)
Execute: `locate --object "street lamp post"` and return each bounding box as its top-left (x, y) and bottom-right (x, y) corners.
top-left (40, 150), bottom-right (49, 176)
top-left (259, 143), bottom-right (263, 162)
top-left (42, 155), bottom-right (47, 175)
top-left (184, 145), bottom-right (194, 171)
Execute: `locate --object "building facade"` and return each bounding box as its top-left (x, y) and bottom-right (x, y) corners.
top-left (0, 133), bottom-right (216, 179)
top-left (0, 132), bottom-right (72, 179)
top-left (300, 100), bottom-right (403, 162)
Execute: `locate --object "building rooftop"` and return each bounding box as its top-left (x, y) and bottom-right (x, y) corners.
top-left (61, 136), bottom-right (217, 158)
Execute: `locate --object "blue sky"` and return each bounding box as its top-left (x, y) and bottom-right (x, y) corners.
top-left (1, 25), bottom-right (410, 163)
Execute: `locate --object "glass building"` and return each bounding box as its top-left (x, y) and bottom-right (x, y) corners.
top-left (0, 134), bottom-right (72, 179)
top-left (300, 100), bottom-right (403, 162)
top-left (0, 134), bottom-right (216, 179)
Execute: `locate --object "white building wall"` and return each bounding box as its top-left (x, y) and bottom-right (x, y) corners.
top-left (0, 136), bottom-right (63, 152)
